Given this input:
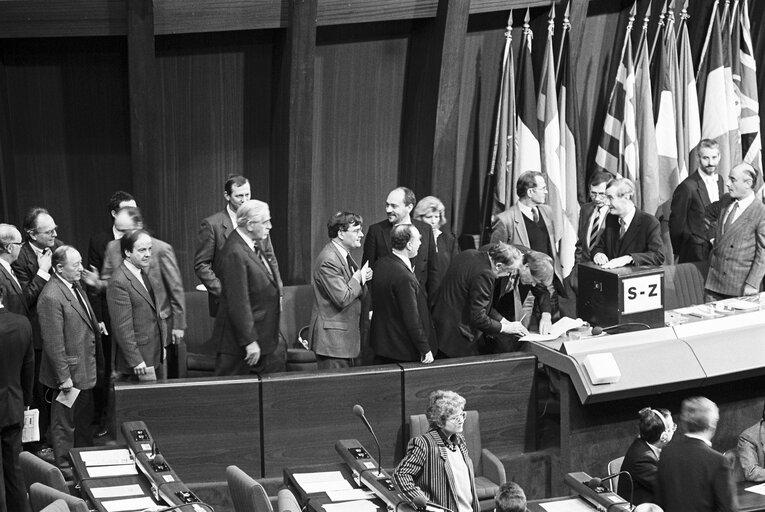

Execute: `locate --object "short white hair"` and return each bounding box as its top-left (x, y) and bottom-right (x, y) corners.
top-left (237, 200), bottom-right (269, 228)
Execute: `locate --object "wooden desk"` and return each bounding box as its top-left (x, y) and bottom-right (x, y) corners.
top-left (79, 475), bottom-right (159, 512)
top-left (284, 462), bottom-right (388, 512)
top-left (738, 481), bottom-right (765, 512)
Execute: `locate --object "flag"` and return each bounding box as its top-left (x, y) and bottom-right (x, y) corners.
top-left (736, 0), bottom-right (762, 177)
top-left (594, 6), bottom-right (638, 187)
top-left (635, 6), bottom-right (659, 216)
top-left (514, 9), bottom-right (541, 188)
top-left (489, 12), bottom-right (516, 213)
top-left (722, 0), bottom-right (743, 170)
top-left (678, 2), bottom-right (701, 176)
top-left (556, 3), bottom-right (581, 278)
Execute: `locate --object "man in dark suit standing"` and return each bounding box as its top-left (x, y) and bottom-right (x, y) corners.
top-left (107, 230), bottom-right (166, 380)
top-left (592, 178), bottom-right (665, 268)
top-left (195, 175), bottom-right (275, 317)
top-left (0, 294), bottom-right (34, 512)
top-left (670, 139), bottom-right (724, 263)
top-left (657, 397), bottom-right (736, 512)
top-left (0, 223), bottom-right (47, 317)
top-left (213, 200), bottom-right (284, 376)
top-left (38, 246), bottom-right (100, 469)
top-left (309, 212), bottom-right (372, 369)
top-left (369, 224), bottom-right (435, 364)
top-left (572, 171), bottom-right (612, 290)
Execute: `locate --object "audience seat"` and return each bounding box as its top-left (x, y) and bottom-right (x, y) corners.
top-left (276, 488), bottom-right (301, 512)
top-left (29, 483), bottom-right (88, 512)
top-left (20, 452), bottom-right (68, 495)
top-left (607, 456), bottom-right (624, 492)
top-left (409, 411), bottom-right (506, 511)
top-left (226, 465), bottom-right (273, 512)
top-left (39, 499), bottom-right (70, 512)
top-left (662, 262), bottom-right (708, 310)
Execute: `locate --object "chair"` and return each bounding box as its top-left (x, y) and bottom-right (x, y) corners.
top-left (277, 488), bottom-right (301, 512)
top-left (19, 451), bottom-right (68, 495)
top-left (607, 456), bottom-right (624, 493)
top-left (226, 465), bottom-right (273, 512)
top-left (662, 262), bottom-right (707, 310)
top-left (409, 411), bottom-right (506, 511)
top-left (29, 483), bottom-right (88, 512)
top-left (40, 499), bottom-right (70, 512)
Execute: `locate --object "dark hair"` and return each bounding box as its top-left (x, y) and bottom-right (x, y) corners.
top-left (391, 224), bottom-right (416, 251)
top-left (108, 191), bottom-right (135, 215)
top-left (51, 245), bottom-right (73, 269)
top-left (638, 407), bottom-right (669, 444)
top-left (393, 186), bottom-right (417, 208)
top-left (120, 229), bottom-right (151, 259)
top-left (487, 242), bottom-right (521, 266)
top-left (327, 211), bottom-right (363, 239)
top-left (524, 250), bottom-right (554, 286)
top-left (588, 171), bottom-right (613, 189)
top-left (21, 207), bottom-right (50, 239)
top-left (225, 175), bottom-right (249, 195)
top-left (494, 482), bottom-right (527, 512)
top-left (516, 171), bottom-right (544, 199)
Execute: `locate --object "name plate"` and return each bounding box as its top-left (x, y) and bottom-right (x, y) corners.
top-left (622, 274), bottom-right (662, 314)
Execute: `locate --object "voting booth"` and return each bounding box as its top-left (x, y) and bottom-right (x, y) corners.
top-left (577, 263), bottom-right (665, 329)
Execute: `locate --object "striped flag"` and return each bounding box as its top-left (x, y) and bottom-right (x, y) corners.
top-left (735, 0), bottom-right (762, 177)
top-left (678, 1), bottom-right (701, 180)
top-left (635, 5), bottom-right (659, 217)
top-left (514, 9), bottom-right (541, 186)
top-left (488, 12), bottom-right (516, 213)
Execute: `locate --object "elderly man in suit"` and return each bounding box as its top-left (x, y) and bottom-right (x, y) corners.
top-left (670, 139), bottom-right (724, 263)
top-left (369, 224), bottom-right (435, 364)
top-left (195, 175), bottom-right (275, 317)
top-left (38, 246), bottom-right (101, 469)
top-left (705, 163), bottom-right (765, 302)
top-left (309, 211), bottom-right (372, 369)
top-left (107, 230), bottom-right (166, 380)
top-left (572, 171), bottom-right (612, 290)
top-left (592, 178), bottom-right (665, 269)
top-left (737, 402), bottom-right (765, 482)
top-left (657, 397), bottom-right (736, 512)
top-left (0, 223), bottom-right (47, 317)
top-left (0, 293), bottom-right (34, 512)
top-left (213, 200), bottom-right (284, 376)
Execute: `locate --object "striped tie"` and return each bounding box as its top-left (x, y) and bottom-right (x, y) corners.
top-left (588, 210), bottom-right (601, 249)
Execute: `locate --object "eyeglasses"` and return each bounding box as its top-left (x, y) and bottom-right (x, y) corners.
top-left (590, 192), bottom-right (607, 198)
top-left (447, 412), bottom-right (467, 423)
top-left (8, 241), bottom-right (23, 246)
top-left (37, 227), bottom-right (57, 236)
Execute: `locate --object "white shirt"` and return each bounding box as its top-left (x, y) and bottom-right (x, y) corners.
top-left (0, 259), bottom-right (20, 289)
top-left (518, 202), bottom-right (538, 221)
top-left (699, 170), bottom-right (720, 203)
top-left (393, 251), bottom-right (413, 272)
top-left (54, 273), bottom-right (80, 301)
top-left (444, 447), bottom-right (474, 512)
top-left (725, 193), bottom-right (756, 224)
top-left (331, 240), bottom-right (349, 260)
top-left (112, 225), bottom-right (124, 240)
top-left (619, 207), bottom-right (637, 233)
top-left (227, 205), bottom-right (238, 230)
top-left (684, 432), bottom-right (712, 447)
top-left (27, 242), bottom-right (51, 281)
top-left (124, 259), bottom-right (148, 290)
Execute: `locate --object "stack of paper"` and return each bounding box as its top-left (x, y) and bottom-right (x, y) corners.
top-left (293, 471), bottom-right (353, 494)
top-left (323, 500), bottom-right (378, 512)
top-left (80, 449), bottom-right (138, 478)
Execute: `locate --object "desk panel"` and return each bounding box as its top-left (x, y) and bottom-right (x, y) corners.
top-left (260, 366), bottom-right (402, 476)
top-left (114, 377), bottom-right (261, 483)
top-left (399, 353), bottom-right (536, 459)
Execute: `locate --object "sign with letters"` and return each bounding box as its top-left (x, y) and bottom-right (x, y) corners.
top-left (622, 274), bottom-right (663, 314)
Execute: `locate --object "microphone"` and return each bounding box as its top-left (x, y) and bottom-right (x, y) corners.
top-left (591, 322), bottom-right (651, 335)
top-left (585, 471), bottom-right (634, 509)
top-left (353, 404), bottom-right (383, 476)
top-left (412, 495), bottom-right (455, 512)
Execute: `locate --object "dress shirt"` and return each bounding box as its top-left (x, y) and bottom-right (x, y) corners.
top-left (619, 207), bottom-right (637, 233)
top-left (393, 252), bottom-right (414, 272)
top-left (647, 442), bottom-right (662, 459)
top-left (28, 242), bottom-right (51, 280)
top-left (227, 205), bottom-right (238, 230)
top-left (331, 240), bottom-right (349, 260)
top-left (54, 273), bottom-right (80, 301)
top-left (0, 258), bottom-right (20, 289)
top-left (588, 205), bottom-right (609, 235)
top-left (518, 202), bottom-right (538, 221)
top-left (700, 171), bottom-right (720, 203)
top-left (725, 193), bottom-right (756, 224)
top-left (684, 433), bottom-right (713, 447)
top-left (123, 259), bottom-right (148, 290)
top-left (112, 225), bottom-right (124, 240)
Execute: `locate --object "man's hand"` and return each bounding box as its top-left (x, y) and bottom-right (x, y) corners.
top-left (500, 318), bottom-right (529, 337)
top-left (245, 341), bottom-right (261, 366)
top-left (421, 351), bottom-right (434, 364)
top-left (744, 284), bottom-right (759, 296)
top-left (171, 329), bottom-right (184, 344)
top-left (81, 265), bottom-right (101, 288)
top-left (98, 322), bottom-right (108, 335)
top-left (539, 313), bottom-right (552, 335)
top-left (602, 255), bottom-right (633, 269)
top-left (133, 361), bottom-right (148, 376)
top-left (58, 378), bottom-right (73, 392)
top-left (38, 249), bottom-right (52, 272)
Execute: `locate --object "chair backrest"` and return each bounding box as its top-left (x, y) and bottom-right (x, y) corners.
top-left (29, 483), bottom-right (88, 512)
top-left (20, 451), bottom-right (68, 494)
top-left (226, 465), bottom-right (274, 512)
top-left (280, 285), bottom-right (314, 348)
top-left (607, 456), bottom-right (625, 492)
top-left (409, 410), bottom-right (483, 472)
top-left (40, 499), bottom-right (71, 512)
top-left (276, 488), bottom-right (301, 512)
top-left (662, 261), bottom-right (707, 309)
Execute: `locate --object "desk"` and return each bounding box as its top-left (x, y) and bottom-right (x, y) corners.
top-left (738, 481), bottom-right (765, 512)
top-left (284, 463), bottom-right (392, 512)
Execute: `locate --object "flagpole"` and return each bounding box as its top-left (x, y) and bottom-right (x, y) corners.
top-left (649, 0), bottom-right (667, 63)
top-left (697, 0), bottom-right (720, 77)
top-left (556, 0), bottom-right (570, 79)
top-left (637, 0), bottom-right (652, 60)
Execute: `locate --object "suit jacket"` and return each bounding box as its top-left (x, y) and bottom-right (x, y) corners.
top-left (212, 231), bottom-right (282, 360)
top-left (618, 438), bottom-right (659, 505)
top-left (393, 429), bottom-right (480, 512)
top-left (369, 255), bottom-right (435, 361)
top-left (107, 263), bottom-right (166, 373)
top-left (670, 170), bottom-right (725, 263)
top-left (657, 435), bottom-right (737, 512)
top-left (591, 209), bottom-right (665, 266)
top-left (37, 276), bottom-right (99, 391)
top-left (102, 236), bottom-right (186, 330)
top-left (706, 196), bottom-right (765, 296)
top-left (432, 250), bottom-right (503, 358)
top-left (432, 231), bottom-right (459, 298)
top-left (309, 242), bottom-right (366, 359)
top-left (362, 219), bottom-right (439, 300)
top-left (738, 421), bottom-right (765, 482)
top-left (0, 308), bottom-right (34, 428)
top-left (491, 204), bottom-right (563, 283)
top-left (574, 202), bottom-right (607, 265)
top-left (0, 261), bottom-right (46, 317)
top-left (194, 209), bottom-right (276, 316)
top-left (87, 229), bottom-right (116, 323)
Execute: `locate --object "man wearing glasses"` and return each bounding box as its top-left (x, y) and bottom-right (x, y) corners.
top-left (0, 223), bottom-right (45, 316)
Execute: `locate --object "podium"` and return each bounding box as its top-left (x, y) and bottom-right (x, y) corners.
top-left (577, 263), bottom-right (665, 329)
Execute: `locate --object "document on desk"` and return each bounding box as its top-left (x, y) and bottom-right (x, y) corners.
top-left (101, 496), bottom-right (157, 512)
top-left (520, 317), bottom-right (584, 342)
top-left (80, 448), bottom-right (133, 466)
top-left (86, 464), bottom-right (139, 478)
top-left (325, 489), bottom-right (376, 502)
top-left (539, 497), bottom-right (598, 512)
top-left (322, 499), bottom-right (378, 512)
top-left (90, 484), bottom-right (144, 499)
top-left (294, 471), bottom-right (353, 493)
top-left (746, 482), bottom-right (765, 495)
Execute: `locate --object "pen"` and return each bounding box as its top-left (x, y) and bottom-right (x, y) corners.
top-left (520, 313), bottom-right (527, 323)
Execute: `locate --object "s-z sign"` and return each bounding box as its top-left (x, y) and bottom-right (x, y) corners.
top-left (622, 274), bottom-right (662, 314)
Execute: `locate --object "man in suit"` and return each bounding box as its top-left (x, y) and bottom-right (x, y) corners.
top-left (592, 178), bottom-right (665, 268)
top-left (737, 401), bottom-right (765, 482)
top-left (657, 397), bottom-right (736, 512)
top-left (363, 187), bottom-right (439, 300)
top-left (0, 223), bottom-right (47, 317)
top-left (309, 211), bottom-right (373, 369)
top-left (618, 407), bottom-right (676, 505)
top-left (705, 163), bottom-right (765, 301)
top-left (38, 246), bottom-right (100, 469)
top-left (572, 171), bottom-right (612, 290)
top-left (491, 171), bottom-right (566, 332)
top-left (0, 293), bottom-right (34, 512)
top-left (369, 224), bottom-right (435, 364)
top-left (213, 200), bottom-right (284, 376)
top-left (195, 175), bottom-right (275, 317)
top-left (669, 139), bottom-right (724, 263)
top-left (107, 230), bottom-right (166, 380)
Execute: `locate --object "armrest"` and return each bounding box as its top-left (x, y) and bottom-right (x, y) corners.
top-left (481, 448), bottom-right (506, 485)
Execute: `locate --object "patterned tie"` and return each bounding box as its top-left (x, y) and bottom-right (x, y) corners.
top-left (588, 210), bottom-right (602, 249)
top-left (723, 202), bottom-right (739, 235)
top-left (619, 218), bottom-right (627, 239)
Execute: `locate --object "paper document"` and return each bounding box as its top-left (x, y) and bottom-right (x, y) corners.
top-left (326, 489), bottom-right (376, 502)
top-left (294, 471), bottom-right (353, 493)
top-left (322, 500), bottom-right (378, 512)
top-left (56, 387), bottom-right (80, 408)
top-left (22, 408), bottom-right (40, 443)
top-left (90, 484), bottom-right (144, 499)
top-left (87, 464), bottom-right (139, 478)
top-left (520, 317), bottom-right (585, 342)
top-left (80, 448), bottom-right (133, 466)
top-left (746, 482), bottom-right (765, 495)
top-left (102, 496), bottom-right (157, 512)
top-left (138, 366), bottom-right (157, 382)
top-left (540, 497), bottom-right (598, 512)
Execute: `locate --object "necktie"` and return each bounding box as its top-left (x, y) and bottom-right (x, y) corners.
top-left (588, 210), bottom-right (602, 249)
top-left (346, 254), bottom-right (358, 274)
top-left (619, 218), bottom-right (627, 239)
top-left (141, 271), bottom-right (156, 304)
top-left (73, 282), bottom-right (97, 331)
top-left (255, 246), bottom-right (273, 276)
top-left (532, 207), bottom-right (540, 223)
top-left (723, 202), bottom-right (739, 234)
top-left (8, 267), bottom-right (21, 291)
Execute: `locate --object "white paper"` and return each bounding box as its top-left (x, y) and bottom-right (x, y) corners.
top-left (520, 317), bottom-right (585, 342)
top-left (294, 471), bottom-right (346, 485)
top-left (102, 496), bottom-right (157, 512)
top-left (302, 480), bottom-right (353, 493)
top-left (325, 489), bottom-right (376, 502)
top-left (87, 464), bottom-right (139, 478)
top-left (90, 485), bottom-right (144, 499)
top-left (56, 387), bottom-right (80, 408)
top-left (80, 449), bottom-right (133, 467)
top-left (22, 408), bottom-right (40, 443)
top-left (322, 500), bottom-right (378, 512)
top-left (746, 482), bottom-right (765, 495)
top-left (540, 497), bottom-right (598, 512)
